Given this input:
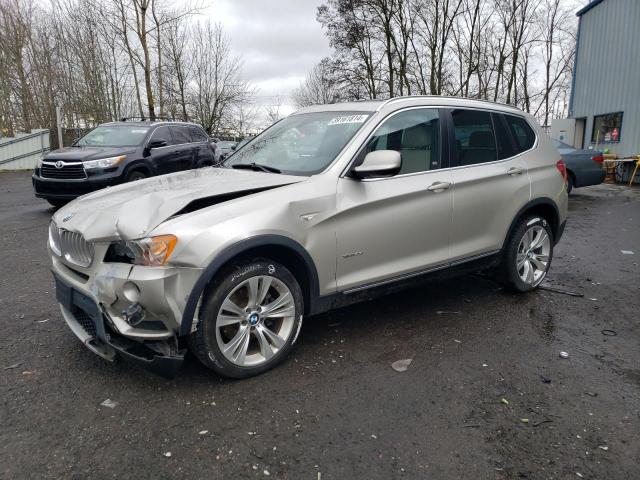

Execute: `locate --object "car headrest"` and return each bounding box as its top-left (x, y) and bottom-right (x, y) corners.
top-left (469, 131), bottom-right (493, 148)
top-left (402, 125), bottom-right (431, 149)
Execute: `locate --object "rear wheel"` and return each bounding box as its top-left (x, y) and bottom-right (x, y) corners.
top-left (190, 259), bottom-right (304, 378)
top-left (497, 215), bottom-right (553, 292)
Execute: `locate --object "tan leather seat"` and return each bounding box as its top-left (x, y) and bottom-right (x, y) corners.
top-left (399, 125), bottom-right (431, 174)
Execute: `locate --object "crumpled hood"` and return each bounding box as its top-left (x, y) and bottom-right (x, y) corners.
top-left (53, 167), bottom-right (305, 241)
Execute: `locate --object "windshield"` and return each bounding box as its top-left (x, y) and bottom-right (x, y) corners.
top-left (76, 126), bottom-right (150, 147)
top-left (224, 111), bottom-right (372, 174)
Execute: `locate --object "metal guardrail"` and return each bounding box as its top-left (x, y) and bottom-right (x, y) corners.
top-left (0, 146), bottom-right (50, 166)
top-left (0, 130), bottom-right (48, 149)
top-left (0, 129), bottom-right (50, 170)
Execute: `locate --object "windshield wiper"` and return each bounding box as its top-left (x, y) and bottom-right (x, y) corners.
top-left (231, 163), bottom-right (281, 174)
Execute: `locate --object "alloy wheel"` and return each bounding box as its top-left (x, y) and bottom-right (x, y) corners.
top-left (516, 225), bottom-right (551, 286)
top-left (215, 275), bottom-right (296, 367)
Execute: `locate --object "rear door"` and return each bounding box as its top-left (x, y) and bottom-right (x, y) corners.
top-left (169, 125), bottom-right (197, 172)
top-left (448, 109), bottom-right (531, 261)
top-left (334, 107), bottom-right (453, 291)
top-left (188, 126), bottom-right (214, 167)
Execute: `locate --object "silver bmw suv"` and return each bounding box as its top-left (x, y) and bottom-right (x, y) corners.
top-left (48, 97), bottom-right (568, 378)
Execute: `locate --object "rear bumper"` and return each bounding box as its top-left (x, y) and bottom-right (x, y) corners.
top-left (53, 270), bottom-right (187, 378)
top-left (574, 169), bottom-right (605, 188)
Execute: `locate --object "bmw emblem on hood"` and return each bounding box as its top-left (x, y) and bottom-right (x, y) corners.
top-left (62, 213), bottom-right (74, 222)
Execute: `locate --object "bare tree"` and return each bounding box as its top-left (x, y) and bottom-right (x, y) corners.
top-left (265, 96), bottom-right (285, 124)
top-left (293, 58), bottom-right (342, 107)
top-left (190, 21), bottom-right (251, 134)
top-left (313, 0), bottom-right (577, 122)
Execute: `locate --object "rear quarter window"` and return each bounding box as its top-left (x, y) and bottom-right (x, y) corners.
top-left (505, 115), bottom-right (536, 153)
top-left (189, 126), bottom-right (208, 142)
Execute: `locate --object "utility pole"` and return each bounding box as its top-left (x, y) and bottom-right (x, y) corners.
top-left (55, 106), bottom-right (64, 148)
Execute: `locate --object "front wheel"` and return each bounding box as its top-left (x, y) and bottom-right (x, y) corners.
top-left (126, 170), bottom-right (147, 182)
top-left (497, 215), bottom-right (553, 292)
top-left (189, 259), bottom-right (304, 379)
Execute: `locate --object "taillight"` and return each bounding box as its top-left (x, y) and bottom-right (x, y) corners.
top-left (556, 160), bottom-right (568, 183)
top-left (591, 155), bottom-right (604, 164)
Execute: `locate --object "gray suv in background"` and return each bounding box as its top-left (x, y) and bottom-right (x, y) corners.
top-left (48, 97), bottom-right (568, 378)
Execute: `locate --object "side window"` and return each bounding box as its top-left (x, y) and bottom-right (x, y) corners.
top-left (189, 126), bottom-right (208, 142)
top-left (505, 115), bottom-right (536, 153)
top-left (170, 126), bottom-right (192, 144)
top-left (149, 126), bottom-right (173, 145)
top-left (363, 108), bottom-right (441, 174)
top-left (492, 114), bottom-right (516, 160)
top-left (451, 109), bottom-right (497, 166)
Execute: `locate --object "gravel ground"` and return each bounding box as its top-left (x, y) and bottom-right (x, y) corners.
top-left (1, 171), bottom-right (639, 480)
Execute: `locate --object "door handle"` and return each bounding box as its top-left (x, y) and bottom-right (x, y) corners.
top-left (427, 181), bottom-right (451, 192)
top-left (507, 167), bottom-right (524, 176)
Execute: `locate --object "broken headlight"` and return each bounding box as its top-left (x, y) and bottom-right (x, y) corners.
top-left (105, 235), bottom-right (177, 266)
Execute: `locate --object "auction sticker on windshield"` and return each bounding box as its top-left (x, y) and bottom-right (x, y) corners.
top-left (328, 114), bottom-right (369, 125)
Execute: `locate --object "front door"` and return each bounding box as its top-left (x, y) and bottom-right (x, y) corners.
top-left (333, 108), bottom-right (453, 291)
top-left (147, 126), bottom-right (176, 175)
top-left (169, 126), bottom-right (197, 172)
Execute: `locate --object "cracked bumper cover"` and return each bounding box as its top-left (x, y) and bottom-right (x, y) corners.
top-left (52, 254), bottom-right (202, 377)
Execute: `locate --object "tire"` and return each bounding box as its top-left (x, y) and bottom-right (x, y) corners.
top-left (567, 173), bottom-right (574, 194)
top-left (46, 198), bottom-right (68, 208)
top-left (126, 169), bottom-right (147, 182)
top-left (497, 215), bottom-right (554, 292)
top-left (189, 258), bottom-right (304, 379)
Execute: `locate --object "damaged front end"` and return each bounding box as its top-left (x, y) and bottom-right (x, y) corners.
top-left (48, 167), bottom-right (308, 376)
top-left (50, 229), bottom-right (202, 378)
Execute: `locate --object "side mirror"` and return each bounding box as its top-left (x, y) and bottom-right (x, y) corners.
top-left (231, 144), bottom-right (237, 151)
top-left (353, 150), bottom-right (401, 178)
top-left (148, 138), bottom-right (168, 149)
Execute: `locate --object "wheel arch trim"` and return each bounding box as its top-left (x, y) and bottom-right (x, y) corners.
top-left (123, 160), bottom-right (152, 177)
top-left (502, 197), bottom-right (561, 249)
top-left (178, 235), bottom-right (320, 336)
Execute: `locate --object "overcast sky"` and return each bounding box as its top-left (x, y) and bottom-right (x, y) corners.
top-left (206, 0), bottom-right (331, 118)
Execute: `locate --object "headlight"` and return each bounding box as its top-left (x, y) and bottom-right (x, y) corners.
top-left (107, 235), bottom-right (178, 266)
top-left (49, 222), bottom-right (61, 256)
top-left (84, 155), bottom-right (126, 170)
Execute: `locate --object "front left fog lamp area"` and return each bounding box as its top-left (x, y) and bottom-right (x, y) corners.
top-left (121, 281), bottom-right (145, 326)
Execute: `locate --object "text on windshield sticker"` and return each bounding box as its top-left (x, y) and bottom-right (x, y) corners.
top-left (328, 114), bottom-right (369, 126)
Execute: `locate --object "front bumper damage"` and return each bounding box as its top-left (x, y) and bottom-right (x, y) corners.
top-left (52, 252), bottom-right (202, 377)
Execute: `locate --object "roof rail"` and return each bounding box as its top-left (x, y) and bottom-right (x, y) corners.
top-left (119, 116), bottom-right (176, 122)
top-left (376, 95), bottom-right (519, 111)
